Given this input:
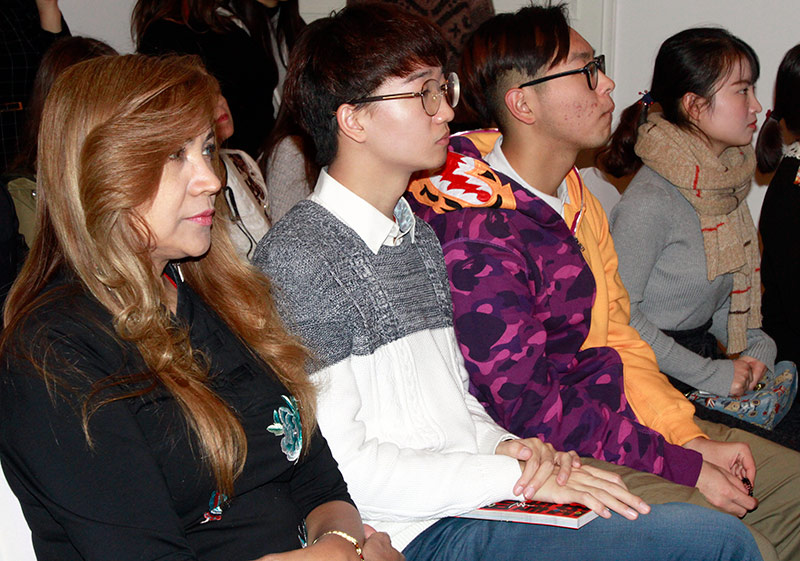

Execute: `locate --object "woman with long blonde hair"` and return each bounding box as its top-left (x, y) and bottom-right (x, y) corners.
top-left (0, 54), bottom-right (400, 561)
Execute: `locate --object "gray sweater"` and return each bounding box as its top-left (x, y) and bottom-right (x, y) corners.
top-left (252, 200), bottom-right (454, 369)
top-left (251, 199), bottom-right (520, 550)
top-left (609, 165), bottom-right (775, 396)
top-left (264, 137), bottom-right (313, 224)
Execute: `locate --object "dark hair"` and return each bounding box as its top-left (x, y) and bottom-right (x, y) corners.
top-left (458, 3), bottom-right (570, 129)
top-left (598, 27), bottom-right (760, 178)
top-left (12, 37), bottom-right (117, 175)
top-left (230, 0), bottom-right (304, 69)
top-left (132, 0), bottom-right (305, 77)
top-left (282, 3), bottom-right (448, 167)
top-left (756, 44), bottom-right (800, 173)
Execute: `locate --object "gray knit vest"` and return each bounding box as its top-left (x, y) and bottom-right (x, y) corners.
top-left (253, 201), bottom-right (454, 371)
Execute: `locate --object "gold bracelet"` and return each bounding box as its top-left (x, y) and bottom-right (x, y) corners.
top-left (312, 530), bottom-right (365, 560)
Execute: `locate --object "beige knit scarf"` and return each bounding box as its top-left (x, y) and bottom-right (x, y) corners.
top-left (635, 113), bottom-right (760, 354)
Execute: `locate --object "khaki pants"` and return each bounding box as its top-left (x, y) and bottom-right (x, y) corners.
top-left (583, 418), bottom-right (800, 561)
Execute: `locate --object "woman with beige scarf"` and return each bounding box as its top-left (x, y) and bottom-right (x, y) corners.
top-left (599, 28), bottom-right (784, 434)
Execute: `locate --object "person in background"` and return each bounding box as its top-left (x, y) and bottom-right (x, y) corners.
top-left (0, 53), bottom-right (402, 561)
top-left (133, 0), bottom-right (305, 158)
top-left (603, 29), bottom-right (795, 440)
top-left (756, 44), bottom-right (800, 371)
top-left (1, 0), bottom-right (69, 174)
top-left (214, 93), bottom-right (272, 259)
top-left (753, 43), bottom-right (800, 443)
top-left (408, 5), bottom-right (800, 560)
top-left (5, 36), bottom-right (117, 247)
top-left (1, 35), bottom-right (115, 314)
top-left (254, 5), bottom-right (762, 561)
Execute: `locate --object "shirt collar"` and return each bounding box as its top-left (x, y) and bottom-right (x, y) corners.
top-left (309, 168), bottom-right (416, 254)
top-left (485, 135), bottom-right (570, 218)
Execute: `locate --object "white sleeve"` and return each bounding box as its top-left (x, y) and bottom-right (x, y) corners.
top-left (463, 385), bottom-right (518, 454)
top-left (312, 357), bottom-right (522, 523)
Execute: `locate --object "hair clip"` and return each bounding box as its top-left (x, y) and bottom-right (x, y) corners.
top-left (638, 90), bottom-right (654, 107)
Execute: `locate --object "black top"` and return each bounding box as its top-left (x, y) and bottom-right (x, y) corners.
top-left (0, 270), bottom-right (351, 561)
top-left (138, 18), bottom-right (277, 158)
top-left (0, 173), bottom-right (27, 308)
top-left (759, 153), bottom-right (800, 366)
top-left (0, 0), bottom-right (69, 173)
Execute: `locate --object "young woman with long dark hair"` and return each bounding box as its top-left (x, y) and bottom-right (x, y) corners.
top-left (602, 28), bottom-right (787, 431)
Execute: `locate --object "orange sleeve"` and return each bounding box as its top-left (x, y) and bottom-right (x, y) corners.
top-left (568, 171), bottom-right (707, 446)
top-left (458, 129), bottom-right (502, 155)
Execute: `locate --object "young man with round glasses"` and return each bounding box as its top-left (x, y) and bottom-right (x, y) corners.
top-left (253, 4), bottom-right (763, 561)
top-left (409, 4), bottom-right (800, 560)
top-left (254, 5), bottom-right (768, 561)
top-left (348, 71), bottom-right (460, 117)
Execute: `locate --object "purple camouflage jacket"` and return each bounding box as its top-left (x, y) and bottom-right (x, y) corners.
top-left (407, 134), bottom-right (702, 487)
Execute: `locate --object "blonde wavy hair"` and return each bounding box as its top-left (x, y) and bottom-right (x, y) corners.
top-left (2, 54), bottom-right (314, 496)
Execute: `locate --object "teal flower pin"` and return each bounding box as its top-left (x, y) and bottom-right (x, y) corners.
top-left (268, 395), bottom-right (302, 462)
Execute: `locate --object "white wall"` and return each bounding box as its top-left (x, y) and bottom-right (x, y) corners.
top-left (59, 0), bottom-right (136, 53)
top-left (60, 0), bottom-right (798, 108)
top-left (0, 474), bottom-right (33, 561)
top-left (58, 0), bottom-right (341, 52)
top-left (59, 0), bottom-right (609, 54)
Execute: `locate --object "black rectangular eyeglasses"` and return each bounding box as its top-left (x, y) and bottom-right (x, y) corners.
top-left (518, 55), bottom-right (606, 91)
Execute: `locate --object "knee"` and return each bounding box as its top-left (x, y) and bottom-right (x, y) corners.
top-left (656, 503), bottom-right (762, 560)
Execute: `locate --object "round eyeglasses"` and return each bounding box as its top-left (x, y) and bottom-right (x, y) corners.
top-left (518, 55), bottom-right (606, 91)
top-left (348, 72), bottom-right (460, 116)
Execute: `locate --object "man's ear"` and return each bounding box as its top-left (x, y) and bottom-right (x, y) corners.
top-left (681, 92), bottom-right (709, 123)
top-left (504, 88), bottom-right (536, 125)
top-left (336, 103), bottom-right (368, 144)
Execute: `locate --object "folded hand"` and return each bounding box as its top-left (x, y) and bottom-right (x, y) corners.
top-left (532, 465), bottom-right (651, 521)
top-left (496, 438), bottom-right (580, 499)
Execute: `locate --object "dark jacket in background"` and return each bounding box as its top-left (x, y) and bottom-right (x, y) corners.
top-left (138, 18), bottom-right (276, 159)
top-left (0, 0), bottom-right (69, 173)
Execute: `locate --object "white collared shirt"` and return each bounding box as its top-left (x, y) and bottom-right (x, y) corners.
top-left (309, 169), bottom-right (416, 255)
top-left (485, 135), bottom-right (570, 218)
top-left (263, 169), bottom-right (520, 550)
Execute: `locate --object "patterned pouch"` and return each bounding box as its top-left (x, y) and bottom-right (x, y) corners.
top-left (686, 361), bottom-right (798, 430)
